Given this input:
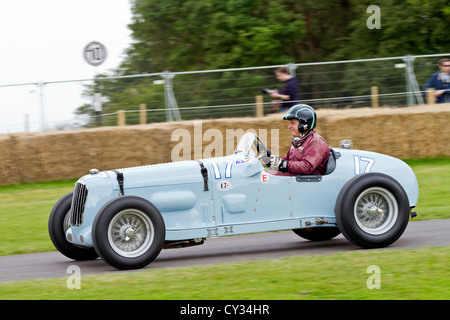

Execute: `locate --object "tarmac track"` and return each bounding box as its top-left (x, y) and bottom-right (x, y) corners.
top-left (0, 219), bottom-right (449, 283)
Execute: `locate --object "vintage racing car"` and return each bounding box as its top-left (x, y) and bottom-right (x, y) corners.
top-left (49, 133), bottom-right (419, 270)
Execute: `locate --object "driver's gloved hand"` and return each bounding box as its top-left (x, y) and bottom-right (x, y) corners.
top-left (278, 160), bottom-right (289, 173)
top-left (269, 155), bottom-right (281, 170)
top-left (269, 155), bottom-right (288, 173)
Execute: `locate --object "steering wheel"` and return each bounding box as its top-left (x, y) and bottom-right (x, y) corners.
top-left (254, 136), bottom-right (272, 166)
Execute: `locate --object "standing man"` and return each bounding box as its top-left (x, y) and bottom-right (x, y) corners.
top-left (423, 58), bottom-right (450, 103)
top-left (270, 67), bottom-right (299, 113)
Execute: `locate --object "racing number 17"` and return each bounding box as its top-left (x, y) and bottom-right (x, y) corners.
top-left (353, 155), bottom-right (375, 175)
top-left (211, 160), bottom-right (233, 179)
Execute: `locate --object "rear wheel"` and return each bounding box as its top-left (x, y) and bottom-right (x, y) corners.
top-left (92, 196), bottom-right (165, 270)
top-left (335, 173), bottom-right (410, 248)
top-left (48, 192), bottom-right (99, 261)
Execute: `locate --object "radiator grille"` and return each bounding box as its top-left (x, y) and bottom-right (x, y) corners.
top-left (70, 182), bottom-right (88, 226)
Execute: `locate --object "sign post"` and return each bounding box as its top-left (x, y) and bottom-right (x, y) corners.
top-left (83, 41), bottom-right (107, 126)
top-left (83, 41), bottom-right (107, 67)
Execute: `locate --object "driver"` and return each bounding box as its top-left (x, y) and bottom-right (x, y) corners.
top-left (270, 104), bottom-right (330, 175)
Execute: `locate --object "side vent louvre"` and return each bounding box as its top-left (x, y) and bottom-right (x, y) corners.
top-left (70, 182), bottom-right (88, 226)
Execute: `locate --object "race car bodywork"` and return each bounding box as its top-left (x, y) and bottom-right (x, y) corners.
top-left (49, 133), bottom-right (418, 269)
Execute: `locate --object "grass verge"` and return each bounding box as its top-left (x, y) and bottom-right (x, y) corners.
top-left (0, 246), bottom-right (448, 300)
top-left (0, 179), bottom-right (77, 255)
top-left (403, 157), bottom-right (450, 220)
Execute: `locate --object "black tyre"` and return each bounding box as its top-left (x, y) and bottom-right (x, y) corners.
top-left (92, 196), bottom-right (165, 270)
top-left (48, 192), bottom-right (99, 261)
top-left (292, 227), bottom-right (341, 241)
top-left (335, 173), bottom-right (410, 248)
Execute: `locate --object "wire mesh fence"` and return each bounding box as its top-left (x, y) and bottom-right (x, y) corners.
top-left (0, 53), bottom-right (448, 134)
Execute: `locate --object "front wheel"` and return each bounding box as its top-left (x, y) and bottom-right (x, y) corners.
top-left (92, 196), bottom-right (165, 270)
top-left (335, 173), bottom-right (410, 248)
top-left (48, 192), bottom-right (99, 261)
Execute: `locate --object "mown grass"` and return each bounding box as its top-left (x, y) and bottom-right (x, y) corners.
top-left (0, 158), bottom-right (449, 256)
top-left (0, 179), bottom-right (77, 255)
top-left (0, 246), bottom-right (448, 300)
top-left (403, 157), bottom-right (450, 220)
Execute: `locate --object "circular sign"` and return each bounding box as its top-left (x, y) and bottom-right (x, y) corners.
top-left (83, 41), bottom-right (107, 66)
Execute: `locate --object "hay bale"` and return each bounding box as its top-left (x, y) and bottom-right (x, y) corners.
top-left (0, 103), bottom-right (449, 185)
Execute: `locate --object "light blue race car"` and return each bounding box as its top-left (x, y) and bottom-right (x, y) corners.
top-left (48, 133), bottom-right (419, 270)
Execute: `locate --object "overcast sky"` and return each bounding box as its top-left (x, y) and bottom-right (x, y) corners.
top-left (0, 0), bottom-right (133, 133)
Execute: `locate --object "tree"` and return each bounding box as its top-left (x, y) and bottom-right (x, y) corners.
top-left (126, 0), bottom-right (308, 71)
top-left (75, 0), bottom-right (450, 124)
top-left (333, 0), bottom-right (450, 59)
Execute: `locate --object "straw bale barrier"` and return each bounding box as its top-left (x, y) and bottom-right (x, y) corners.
top-left (0, 104), bottom-right (449, 185)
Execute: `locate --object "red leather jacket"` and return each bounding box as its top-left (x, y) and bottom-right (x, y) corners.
top-left (281, 131), bottom-right (330, 175)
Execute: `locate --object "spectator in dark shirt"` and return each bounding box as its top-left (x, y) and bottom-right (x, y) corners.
top-left (270, 67), bottom-right (299, 113)
top-left (423, 58), bottom-right (450, 103)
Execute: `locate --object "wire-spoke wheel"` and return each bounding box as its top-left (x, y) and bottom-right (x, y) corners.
top-left (335, 173), bottom-right (410, 248)
top-left (93, 196), bottom-right (165, 270)
top-left (108, 209), bottom-right (155, 258)
top-left (354, 187), bottom-right (398, 235)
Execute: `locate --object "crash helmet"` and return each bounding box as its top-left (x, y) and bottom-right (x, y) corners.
top-left (283, 104), bottom-right (316, 134)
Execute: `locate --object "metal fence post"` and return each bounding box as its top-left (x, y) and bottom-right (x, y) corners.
top-left (162, 71), bottom-right (181, 122)
top-left (37, 81), bottom-right (47, 131)
top-left (93, 92), bottom-right (102, 127)
top-left (403, 55), bottom-right (424, 106)
top-left (403, 55), bottom-right (414, 106)
top-left (287, 63), bottom-right (297, 77)
top-left (24, 114), bottom-right (30, 132)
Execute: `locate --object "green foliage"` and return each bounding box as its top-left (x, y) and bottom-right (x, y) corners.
top-left (334, 0), bottom-right (450, 59)
top-left (127, 0), bottom-right (306, 71)
top-left (76, 0), bottom-right (450, 124)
